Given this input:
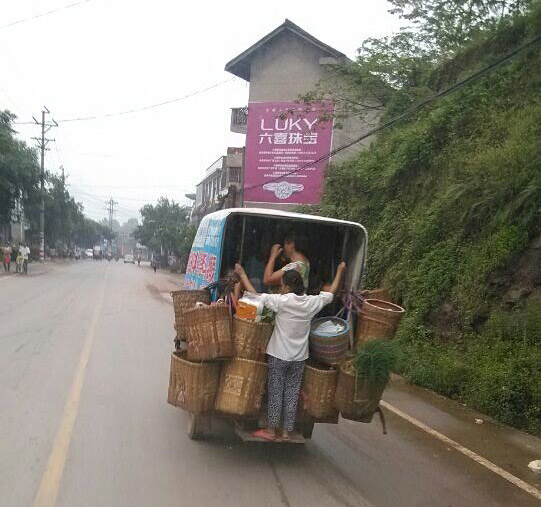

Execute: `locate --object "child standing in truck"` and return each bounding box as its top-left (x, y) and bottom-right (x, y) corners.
top-left (234, 261), bottom-right (346, 441)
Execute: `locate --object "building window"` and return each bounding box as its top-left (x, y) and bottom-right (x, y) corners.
top-left (229, 167), bottom-right (241, 183)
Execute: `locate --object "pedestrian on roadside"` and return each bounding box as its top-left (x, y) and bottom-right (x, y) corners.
top-left (15, 245), bottom-right (23, 273)
top-left (3, 243), bottom-right (12, 272)
top-left (21, 243), bottom-right (30, 274)
top-left (234, 261), bottom-right (347, 441)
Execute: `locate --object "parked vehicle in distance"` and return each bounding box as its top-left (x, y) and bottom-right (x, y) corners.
top-left (124, 254), bottom-right (135, 264)
top-left (85, 249), bottom-right (93, 258)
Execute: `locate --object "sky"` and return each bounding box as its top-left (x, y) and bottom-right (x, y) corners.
top-left (0, 0), bottom-right (401, 224)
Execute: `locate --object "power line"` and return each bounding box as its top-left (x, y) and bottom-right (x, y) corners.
top-left (244, 32), bottom-right (541, 192)
top-left (68, 186), bottom-right (186, 203)
top-left (0, 0), bottom-right (97, 30)
top-left (57, 78), bottom-right (235, 122)
top-left (71, 183), bottom-right (192, 191)
top-left (11, 77), bottom-right (234, 126)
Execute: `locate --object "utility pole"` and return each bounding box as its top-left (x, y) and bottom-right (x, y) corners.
top-left (32, 107), bottom-right (57, 263)
top-left (60, 165), bottom-right (66, 247)
top-left (105, 197), bottom-right (118, 232)
top-left (105, 197), bottom-right (118, 254)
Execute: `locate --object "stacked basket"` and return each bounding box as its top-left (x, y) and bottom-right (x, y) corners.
top-left (354, 298), bottom-right (405, 347)
top-left (302, 317), bottom-right (350, 421)
top-left (183, 304), bottom-right (234, 361)
top-left (167, 291), bottom-right (232, 414)
top-left (215, 316), bottom-right (273, 416)
top-left (171, 289), bottom-right (210, 342)
top-left (303, 290), bottom-right (405, 426)
top-left (334, 360), bottom-right (386, 423)
top-left (333, 290), bottom-right (404, 424)
top-left (167, 351), bottom-right (221, 413)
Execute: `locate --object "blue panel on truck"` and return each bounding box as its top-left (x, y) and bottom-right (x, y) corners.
top-left (183, 210), bottom-right (228, 291)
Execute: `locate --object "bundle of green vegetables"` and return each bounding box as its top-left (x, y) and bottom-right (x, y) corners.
top-left (350, 339), bottom-right (398, 387)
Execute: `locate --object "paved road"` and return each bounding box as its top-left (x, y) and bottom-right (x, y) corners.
top-left (1, 261), bottom-right (540, 507)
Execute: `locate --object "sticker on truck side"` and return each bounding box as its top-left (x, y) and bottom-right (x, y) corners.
top-left (183, 213), bottom-right (227, 290)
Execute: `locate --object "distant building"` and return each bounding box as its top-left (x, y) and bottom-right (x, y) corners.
top-left (225, 19), bottom-right (378, 210)
top-left (190, 148), bottom-right (244, 225)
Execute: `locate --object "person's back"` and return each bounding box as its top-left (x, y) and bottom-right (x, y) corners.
top-left (234, 263), bottom-right (346, 441)
top-left (263, 291), bottom-right (332, 361)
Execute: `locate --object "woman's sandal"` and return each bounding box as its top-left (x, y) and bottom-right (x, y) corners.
top-left (252, 429), bottom-right (276, 442)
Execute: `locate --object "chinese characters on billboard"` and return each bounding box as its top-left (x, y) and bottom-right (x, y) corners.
top-left (243, 101), bottom-right (334, 204)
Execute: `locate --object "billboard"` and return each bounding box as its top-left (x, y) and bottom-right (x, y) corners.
top-left (243, 101), bottom-right (334, 205)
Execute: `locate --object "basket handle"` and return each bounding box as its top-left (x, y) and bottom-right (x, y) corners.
top-left (376, 406), bottom-right (387, 435)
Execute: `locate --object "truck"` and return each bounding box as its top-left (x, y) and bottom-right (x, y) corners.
top-left (170, 208), bottom-right (369, 442)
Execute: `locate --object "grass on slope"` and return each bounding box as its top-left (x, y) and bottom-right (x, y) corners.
top-left (314, 10), bottom-right (541, 433)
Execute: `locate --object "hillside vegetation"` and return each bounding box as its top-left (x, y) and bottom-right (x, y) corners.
top-left (317, 7), bottom-right (541, 433)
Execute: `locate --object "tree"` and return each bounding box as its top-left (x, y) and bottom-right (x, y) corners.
top-left (0, 109), bottom-right (115, 250)
top-left (388, 0), bottom-right (531, 54)
top-left (0, 111), bottom-right (41, 225)
top-left (133, 197), bottom-right (195, 264)
top-left (303, 0), bottom-right (534, 122)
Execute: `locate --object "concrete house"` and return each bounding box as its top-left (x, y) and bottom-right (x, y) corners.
top-left (225, 19), bottom-right (377, 182)
top-left (190, 148), bottom-right (244, 225)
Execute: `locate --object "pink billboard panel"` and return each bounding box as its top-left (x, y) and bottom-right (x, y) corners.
top-left (244, 101), bottom-right (334, 204)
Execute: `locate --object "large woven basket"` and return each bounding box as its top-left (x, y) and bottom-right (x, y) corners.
top-left (184, 304), bottom-right (233, 361)
top-left (302, 363), bottom-right (338, 419)
top-left (361, 288), bottom-right (391, 302)
top-left (167, 351), bottom-right (221, 413)
top-left (334, 361), bottom-right (387, 422)
top-left (309, 317), bottom-right (350, 366)
top-left (171, 289), bottom-right (210, 340)
top-left (355, 298), bottom-right (405, 347)
top-left (232, 316), bottom-right (274, 361)
top-left (215, 358), bottom-right (267, 416)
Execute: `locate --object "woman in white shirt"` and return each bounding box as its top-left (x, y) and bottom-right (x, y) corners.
top-left (235, 261), bottom-right (346, 441)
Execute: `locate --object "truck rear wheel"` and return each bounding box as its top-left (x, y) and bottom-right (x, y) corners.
top-left (187, 413), bottom-right (207, 440)
top-left (300, 421), bottom-right (315, 439)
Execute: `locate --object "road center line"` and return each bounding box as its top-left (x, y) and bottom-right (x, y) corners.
top-left (379, 400), bottom-right (541, 501)
top-left (32, 275), bottom-right (107, 507)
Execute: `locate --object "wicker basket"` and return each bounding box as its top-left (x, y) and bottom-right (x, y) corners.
top-left (361, 288), bottom-right (391, 302)
top-left (184, 304), bottom-right (233, 361)
top-left (171, 289), bottom-right (210, 340)
top-left (309, 317), bottom-right (350, 366)
top-left (232, 316), bottom-right (274, 361)
top-left (215, 358), bottom-right (267, 416)
top-left (355, 298), bottom-right (405, 347)
top-left (302, 363), bottom-right (338, 419)
top-left (167, 351), bottom-right (221, 413)
top-left (334, 361), bottom-right (387, 422)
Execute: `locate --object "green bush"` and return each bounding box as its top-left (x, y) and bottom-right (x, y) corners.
top-left (396, 299), bottom-right (541, 434)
